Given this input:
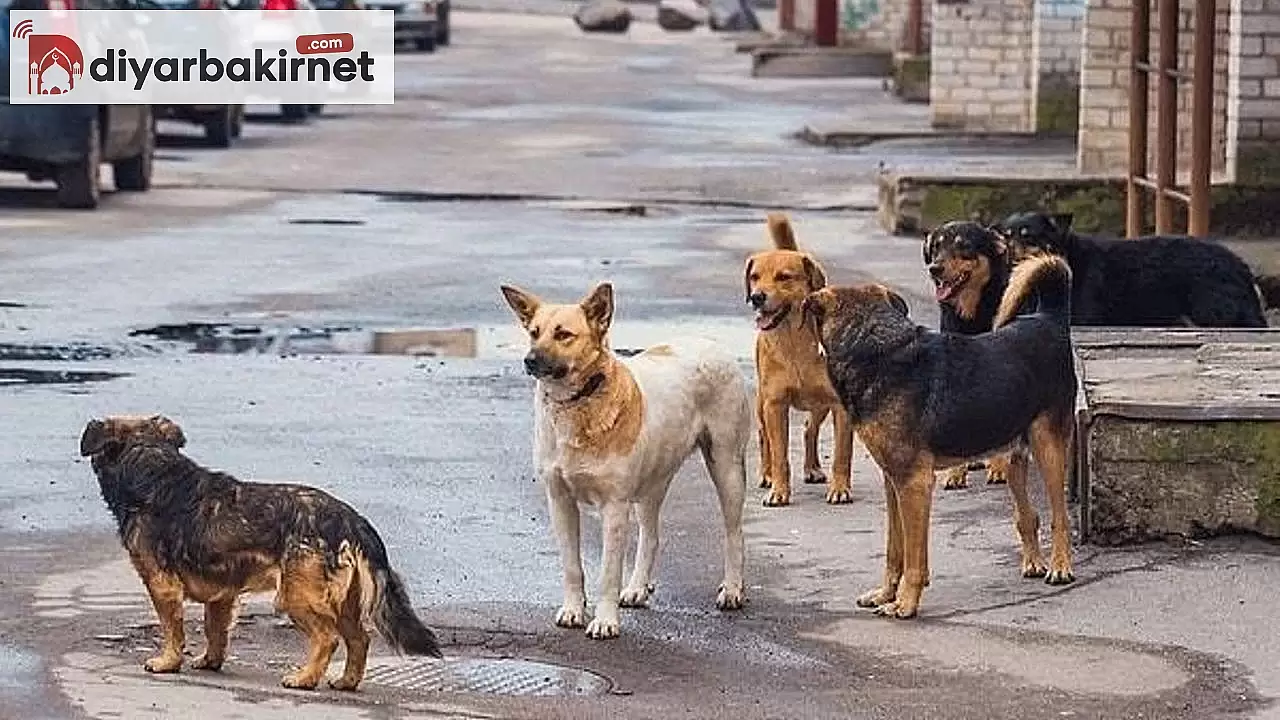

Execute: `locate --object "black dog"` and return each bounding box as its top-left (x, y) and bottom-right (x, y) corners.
top-left (995, 211), bottom-right (1267, 327)
top-left (801, 255), bottom-right (1078, 619)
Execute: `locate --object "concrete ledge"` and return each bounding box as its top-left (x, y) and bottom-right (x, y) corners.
top-left (798, 125), bottom-right (1035, 149)
top-left (877, 171), bottom-right (1280, 237)
top-left (733, 31), bottom-right (806, 53)
top-left (751, 46), bottom-right (892, 78)
top-left (1073, 328), bottom-right (1280, 545)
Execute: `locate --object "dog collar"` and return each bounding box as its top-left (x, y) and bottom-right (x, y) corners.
top-left (563, 372), bottom-right (606, 403)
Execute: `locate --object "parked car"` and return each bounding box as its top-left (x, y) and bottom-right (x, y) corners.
top-left (127, 0), bottom-right (247, 146)
top-left (0, 0), bottom-right (156, 208)
top-left (232, 0), bottom-right (326, 121)
top-left (361, 0), bottom-right (449, 52)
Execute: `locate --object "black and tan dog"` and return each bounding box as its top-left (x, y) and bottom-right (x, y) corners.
top-left (80, 415), bottom-right (442, 691)
top-left (745, 212), bottom-right (855, 506)
top-left (804, 255), bottom-right (1078, 619)
top-left (921, 220), bottom-right (1022, 491)
top-left (995, 211), bottom-right (1268, 327)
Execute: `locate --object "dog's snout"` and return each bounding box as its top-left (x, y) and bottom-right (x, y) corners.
top-left (748, 292), bottom-right (768, 309)
top-left (927, 264), bottom-right (943, 280)
top-left (523, 352), bottom-right (545, 376)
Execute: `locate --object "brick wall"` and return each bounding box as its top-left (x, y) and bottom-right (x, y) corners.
top-left (1078, 0), bottom-right (1232, 180)
top-left (1032, 0), bottom-right (1085, 133)
top-left (1227, 0), bottom-right (1280, 183)
top-left (841, 0), bottom-right (933, 53)
top-left (930, 0), bottom-right (1037, 132)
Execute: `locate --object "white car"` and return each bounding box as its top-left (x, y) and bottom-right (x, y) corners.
top-left (233, 0), bottom-right (328, 121)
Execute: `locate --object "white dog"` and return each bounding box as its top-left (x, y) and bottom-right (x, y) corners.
top-left (500, 281), bottom-right (751, 639)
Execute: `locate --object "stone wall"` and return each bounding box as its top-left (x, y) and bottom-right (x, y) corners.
top-left (1033, 0), bottom-right (1085, 134)
top-left (840, 0), bottom-right (933, 53)
top-left (929, 0), bottom-right (1036, 131)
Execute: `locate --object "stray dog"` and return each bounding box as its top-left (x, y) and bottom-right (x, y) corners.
top-left (500, 282), bottom-right (750, 639)
top-left (745, 212), bottom-right (855, 506)
top-left (803, 255), bottom-right (1078, 619)
top-left (80, 415), bottom-right (441, 691)
top-left (995, 211), bottom-right (1267, 327)
top-left (921, 220), bottom-right (1022, 490)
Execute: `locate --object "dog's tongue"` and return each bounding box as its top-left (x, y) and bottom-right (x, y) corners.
top-left (935, 283), bottom-right (956, 302)
top-left (755, 312), bottom-right (772, 330)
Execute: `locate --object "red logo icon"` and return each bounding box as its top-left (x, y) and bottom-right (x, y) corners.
top-left (12, 20), bottom-right (84, 96)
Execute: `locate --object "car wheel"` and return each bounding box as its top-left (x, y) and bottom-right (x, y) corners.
top-left (416, 33), bottom-right (436, 52)
top-left (437, 1), bottom-right (450, 45)
top-left (114, 110), bottom-right (155, 192)
top-left (230, 106), bottom-right (244, 138)
top-left (204, 106), bottom-right (234, 148)
top-left (56, 114), bottom-right (102, 209)
top-left (282, 104), bottom-right (310, 122)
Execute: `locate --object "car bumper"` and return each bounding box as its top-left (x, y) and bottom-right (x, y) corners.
top-left (0, 102), bottom-right (93, 165)
top-left (395, 15), bottom-right (436, 38)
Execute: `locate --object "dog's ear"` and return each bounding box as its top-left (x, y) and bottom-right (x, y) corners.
top-left (802, 255), bottom-right (827, 292)
top-left (743, 258), bottom-right (756, 301)
top-left (802, 289), bottom-right (832, 326)
top-left (580, 282), bottom-right (615, 336)
top-left (885, 289), bottom-right (910, 317)
top-left (500, 284), bottom-right (542, 327)
top-left (148, 415), bottom-right (186, 449)
top-left (1049, 213), bottom-right (1074, 233)
top-left (80, 419), bottom-right (111, 457)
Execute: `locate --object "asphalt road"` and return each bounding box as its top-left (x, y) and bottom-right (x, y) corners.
top-left (0, 11), bottom-right (1277, 720)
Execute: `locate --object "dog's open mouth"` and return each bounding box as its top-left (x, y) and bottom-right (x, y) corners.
top-left (934, 272), bottom-right (969, 302)
top-left (755, 304), bottom-right (791, 331)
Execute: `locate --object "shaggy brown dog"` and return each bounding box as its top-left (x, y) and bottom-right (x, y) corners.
top-left (80, 415), bottom-right (441, 691)
top-left (804, 256), bottom-right (1077, 619)
top-left (745, 213), bottom-right (855, 506)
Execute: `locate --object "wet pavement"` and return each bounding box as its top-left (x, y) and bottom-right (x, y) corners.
top-left (1, 9), bottom-right (1279, 720)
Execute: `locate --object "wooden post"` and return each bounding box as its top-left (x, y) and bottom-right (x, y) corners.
top-left (814, 0), bottom-right (839, 47)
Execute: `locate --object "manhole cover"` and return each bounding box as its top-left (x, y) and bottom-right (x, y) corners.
top-left (363, 658), bottom-right (611, 697)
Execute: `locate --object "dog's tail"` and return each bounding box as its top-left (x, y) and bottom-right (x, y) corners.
top-left (994, 255), bottom-right (1072, 328)
top-left (1255, 273), bottom-right (1280, 311)
top-left (345, 520), bottom-right (443, 658)
top-left (766, 212), bottom-right (798, 251)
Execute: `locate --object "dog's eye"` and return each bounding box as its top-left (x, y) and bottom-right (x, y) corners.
top-left (749, 273), bottom-right (760, 282)
top-left (529, 327), bottom-right (540, 339)
top-left (553, 328), bottom-right (574, 342)
top-left (776, 273), bottom-right (793, 282)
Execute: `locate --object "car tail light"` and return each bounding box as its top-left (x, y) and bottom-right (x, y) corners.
top-left (197, 0), bottom-right (219, 8)
top-left (262, 0), bottom-right (297, 9)
top-left (46, 0), bottom-right (69, 9)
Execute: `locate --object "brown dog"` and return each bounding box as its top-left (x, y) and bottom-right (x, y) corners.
top-left (804, 256), bottom-right (1078, 619)
top-left (745, 213), bottom-right (855, 506)
top-left (80, 415), bottom-right (441, 690)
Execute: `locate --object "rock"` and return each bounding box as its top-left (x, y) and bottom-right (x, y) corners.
top-left (657, 0), bottom-right (707, 31)
top-left (707, 0), bottom-right (761, 32)
top-left (573, 0), bottom-right (632, 33)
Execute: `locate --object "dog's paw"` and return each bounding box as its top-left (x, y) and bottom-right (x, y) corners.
top-left (190, 653), bottom-right (223, 672)
top-left (825, 486), bottom-right (853, 504)
top-left (762, 488), bottom-right (791, 507)
top-left (855, 586), bottom-right (896, 608)
top-left (328, 676), bottom-right (361, 692)
top-left (758, 476), bottom-right (771, 489)
top-left (281, 672), bottom-right (320, 690)
top-left (1021, 557), bottom-right (1049, 579)
top-left (554, 604), bottom-right (588, 629)
top-left (619, 584), bottom-right (653, 608)
top-left (985, 465), bottom-right (1009, 485)
top-left (874, 601), bottom-right (918, 620)
top-left (716, 583), bottom-right (745, 611)
top-left (143, 654), bottom-right (183, 674)
top-left (1045, 567), bottom-right (1076, 586)
top-left (803, 468), bottom-right (827, 485)
top-left (942, 468), bottom-right (969, 490)
top-left (585, 616), bottom-right (620, 640)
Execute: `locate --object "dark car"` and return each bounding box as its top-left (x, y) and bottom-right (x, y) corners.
top-left (357, 0), bottom-right (449, 52)
top-left (125, 0), bottom-right (246, 146)
top-left (0, 0), bottom-right (156, 208)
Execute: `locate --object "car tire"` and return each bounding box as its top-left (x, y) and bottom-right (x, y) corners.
top-left (416, 33), bottom-right (436, 52)
top-left (56, 114), bottom-right (102, 209)
top-left (308, 104), bottom-right (324, 117)
top-left (437, 2), bottom-right (450, 45)
top-left (114, 110), bottom-right (155, 192)
top-left (282, 104), bottom-right (310, 122)
top-left (204, 107), bottom-right (234, 148)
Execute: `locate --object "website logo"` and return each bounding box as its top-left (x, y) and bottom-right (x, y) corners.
top-left (13, 19), bottom-right (85, 96)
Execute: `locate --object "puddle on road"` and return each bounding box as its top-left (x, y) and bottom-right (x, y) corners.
top-left (0, 369), bottom-right (129, 385)
top-left (0, 342), bottom-right (121, 362)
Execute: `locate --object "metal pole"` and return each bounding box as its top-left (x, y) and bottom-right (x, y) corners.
top-left (1127, 0), bottom-right (1151, 239)
top-left (1154, 0), bottom-right (1179, 234)
top-left (1188, 0), bottom-right (1216, 237)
